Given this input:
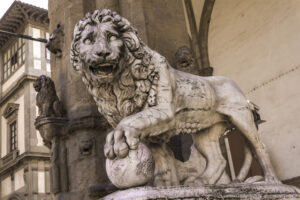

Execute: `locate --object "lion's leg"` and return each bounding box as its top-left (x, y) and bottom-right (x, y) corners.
top-left (150, 143), bottom-right (179, 186)
top-left (218, 107), bottom-right (280, 184)
top-left (42, 103), bottom-right (51, 117)
top-left (192, 123), bottom-right (228, 185)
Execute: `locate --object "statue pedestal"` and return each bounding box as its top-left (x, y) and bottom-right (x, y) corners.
top-left (101, 183), bottom-right (300, 200)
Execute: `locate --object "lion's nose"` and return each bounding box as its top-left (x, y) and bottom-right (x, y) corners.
top-left (96, 50), bottom-right (111, 58)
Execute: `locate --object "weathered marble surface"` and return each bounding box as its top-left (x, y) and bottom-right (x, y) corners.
top-left (70, 9), bottom-right (282, 189)
top-left (106, 143), bottom-right (154, 188)
top-left (102, 184), bottom-right (300, 200)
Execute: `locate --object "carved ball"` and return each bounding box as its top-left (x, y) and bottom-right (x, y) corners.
top-left (106, 143), bottom-right (154, 189)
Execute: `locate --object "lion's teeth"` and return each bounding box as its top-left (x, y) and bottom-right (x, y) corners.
top-left (90, 64), bottom-right (114, 76)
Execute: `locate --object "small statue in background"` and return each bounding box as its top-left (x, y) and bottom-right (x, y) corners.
top-left (34, 75), bottom-right (63, 118)
top-left (174, 46), bottom-right (198, 74)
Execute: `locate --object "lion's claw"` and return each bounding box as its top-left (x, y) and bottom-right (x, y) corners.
top-left (104, 125), bottom-right (140, 159)
top-left (127, 137), bottom-right (139, 150)
top-left (114, 142), bottom-right (129, 158)
top-left (104, 143), bottom-right (116, 159)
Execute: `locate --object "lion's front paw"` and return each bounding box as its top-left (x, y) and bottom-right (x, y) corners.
top-left (104, 125), bottom-right (140, 159)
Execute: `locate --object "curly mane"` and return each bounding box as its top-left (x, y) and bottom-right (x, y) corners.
top-left (70, 9), bottom-right (159, 127)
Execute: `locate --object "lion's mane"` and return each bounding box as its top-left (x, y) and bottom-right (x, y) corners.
top-left (70, 9), bottom-right (159, 127)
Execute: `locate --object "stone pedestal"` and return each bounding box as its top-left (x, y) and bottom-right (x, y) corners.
top-left (102, 184), bottom-right (300, 200)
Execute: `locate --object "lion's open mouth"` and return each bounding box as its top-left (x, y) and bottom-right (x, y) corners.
top-left (89, 63), bottom-right (116, 76)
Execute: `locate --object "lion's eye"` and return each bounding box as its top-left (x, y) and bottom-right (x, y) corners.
top-left (108, 33), bottom-right (117, 41)
top-left (110, 35), bottom-right (117, 41)
top-left (83, 32), bottom-right (95, 44)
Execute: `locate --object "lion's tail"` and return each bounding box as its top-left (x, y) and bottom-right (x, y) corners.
top-left (235, 142), bottom-right (253, 181)
top-left (235, 101), bottom-right (265, 182)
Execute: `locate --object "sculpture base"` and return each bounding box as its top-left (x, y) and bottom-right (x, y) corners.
top-left (101, 183), bottom-right (300, 200)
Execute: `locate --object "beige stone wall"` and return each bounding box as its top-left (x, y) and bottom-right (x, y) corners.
top-left (15, 94), bottom-right (25, 155)
top-left (14, 167), bottom-right (25, 191)
top-left (1, 116), bottom-right (7, 158)
top-left (209, 0), bottom-right (300, 180)
top-left (2, 65), bottom-right (25, 93)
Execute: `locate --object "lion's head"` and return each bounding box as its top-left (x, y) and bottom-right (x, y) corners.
top-left (34, 75), bottom-right (56, 93)
top-left (174, 46), bottom-right (197, 74)
top-left (71, 9), bottom-right (150, 85)
top-left (71, 10), bottom-right (159, 127)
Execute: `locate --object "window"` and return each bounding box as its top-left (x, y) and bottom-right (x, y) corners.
top-left (11, 52), bottom-right (18, 66)
top-left (3, 38), bottom-right (26, 81)
top-left (38, 171), bottom-right (45, 193)
top-left (46, 49), bottom-right (50, 60)
top-left (1, 176), bottom-right (12, 197)
top-left (9, 121), bottom-right (17, 152)
top-left (2, 103), bottom-right (19, 159)
top-left (14, 168), bottom-right (25, 190)
top-left (33, 28), bottom-right (41, 59)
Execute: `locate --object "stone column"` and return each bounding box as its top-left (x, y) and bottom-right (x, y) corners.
top-left (48, 1), bottom-right (114, 199)
top-left (47, 0), bottom-right (190, 199)
top-left (119, 0), bottom-right (190, 66)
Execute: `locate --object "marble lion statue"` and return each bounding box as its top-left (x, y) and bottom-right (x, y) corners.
top-left (70, 9), bottom-right (280, 187)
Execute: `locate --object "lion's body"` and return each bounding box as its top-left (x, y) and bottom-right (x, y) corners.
top-left (71, 9), bottom-right (279, 187)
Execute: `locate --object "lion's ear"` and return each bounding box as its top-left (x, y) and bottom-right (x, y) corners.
top-left (122, 32), bottom-right (140, 52)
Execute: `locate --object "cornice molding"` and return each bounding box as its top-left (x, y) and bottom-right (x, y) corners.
top-left (2, 103), bottom-right (19, 119)
top-left (0, 152), bottom-right (50, 176)
top-left (0, 75), bottom-right (38, 106)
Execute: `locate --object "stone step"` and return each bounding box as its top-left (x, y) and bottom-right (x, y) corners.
top-left (101, 183), bottom-right (300, 200)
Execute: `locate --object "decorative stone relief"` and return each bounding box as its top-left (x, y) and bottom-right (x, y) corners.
top-left (174, 46), bottom-right (198, 74)
top-left (79, 134), bottom-right (95, 157)
top-left (2, 103), bottom-right (19, 119)
top-left (70, 9), bottom-right (299, 197)
top-left (46, 23), bottom-right (64, 57)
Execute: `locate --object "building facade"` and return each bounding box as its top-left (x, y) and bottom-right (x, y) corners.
top-left (0, 2), bottom-right (51, 200)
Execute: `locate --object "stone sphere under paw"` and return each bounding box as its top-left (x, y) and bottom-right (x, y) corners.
top-left (106, 143), bottom-right (154, 189)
